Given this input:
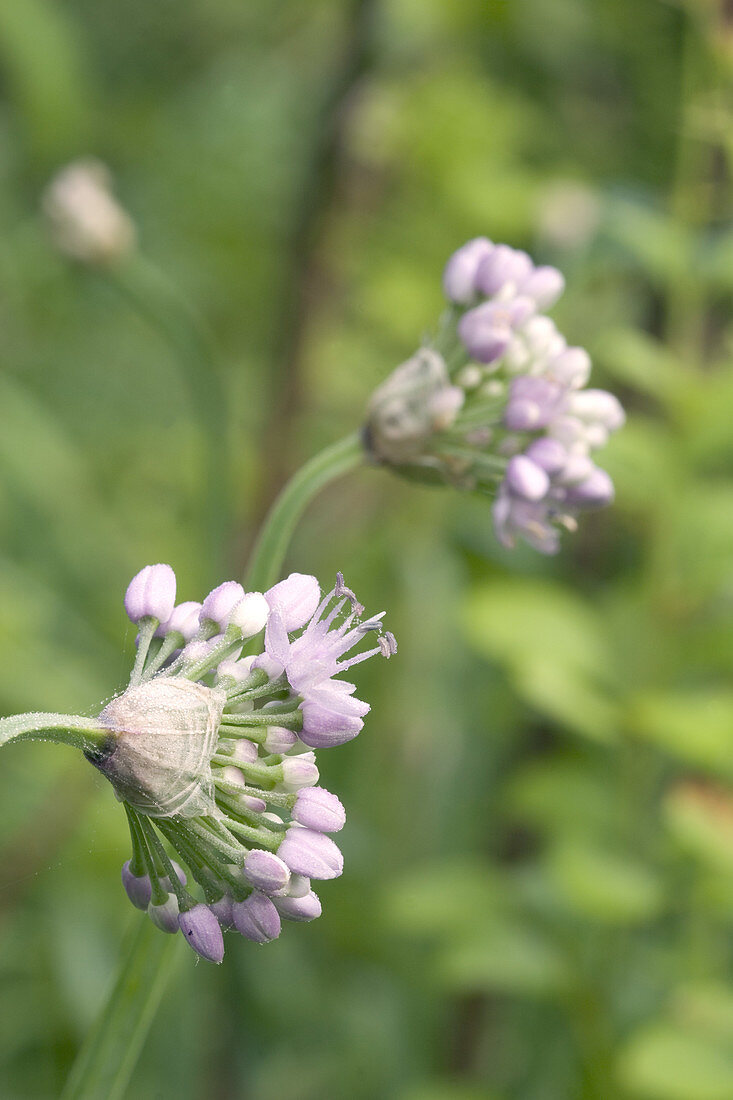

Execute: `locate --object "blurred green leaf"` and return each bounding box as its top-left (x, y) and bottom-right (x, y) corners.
top-left (546, 839), bottom-right (665, 924)
top-left (629, 690), bottom-right (733, 776)
top-left (463, 580), bottom-right (620, 741)
top-left (436, 920), bottom-right (568, 998)
top-left (618, 1023), bottom-right (733, 1100)
top-left (0, 0), bottom-right (94, 162)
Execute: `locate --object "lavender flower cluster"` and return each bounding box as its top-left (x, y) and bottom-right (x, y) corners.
top-left (99, 563), bottom-right (395, 963)
top-left (366, 238), bottom-right (624, 553)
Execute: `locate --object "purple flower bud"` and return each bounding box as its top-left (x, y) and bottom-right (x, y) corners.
top-left (287, 874), bottom-right (311, 898)
top-left (263, 726), bottom-right (298, 754)
top-left (124, 564), bottom-right (176, 624)
top-left (244, 850), bottom-right (291, 895)
top-left (232, 892), bottom-right (281, 943)
top-left (506, 455), bottom-right (550, 502)
top-left (179, 904), bottom-right (224, 963)
top-left (524, 437), bottom-right (567, 476)
top-left (163, 860), bottom-right (187, 890)
top-left (442, 237), bottom-right (494, 304)
top-left (475, 245), bottom-right (533, 297)
top-left (278, 827), bottom-right (344, 880)
top-left (156, 600), bottom-right (202, 641)
top-left (280, 754), bottom-right (319, 792)
top-left (266, 574), bottom-right (321, 632)
top-left (121, 860), bottom-right (152, 910)
top-left (519, 265), bottom-right (565, 309)
top-left (458, 305), bottom-right (511, 364)
top-left (564, 467), bottom-right (615, 509)
top-left (229, 591), bottom-right (269, 637)
top-left (200, 581), bottom-right (245, 629)
top-left (299, 685), bottom-right (370, 748)
top-left (292, 787), bottom-right (346, 832)
top-left (505, 377), bottom-right (567, 431)
top-left (209, 895), bottom-right (235, 930)
top-left (148, 893), bottom-right (180, 933)
top-left (273, 890), bottom-right (322, 923)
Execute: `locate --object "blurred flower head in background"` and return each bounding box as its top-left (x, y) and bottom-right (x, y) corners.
top-left (366, 238), bottom-right (625, 553)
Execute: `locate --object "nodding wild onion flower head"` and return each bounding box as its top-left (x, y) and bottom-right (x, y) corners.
top-left (42, 159), bottom-right (136, 266)
top-left (89, 565), bottom-right (394, 962)
top-left (365, 237), bottom-right (625, 554)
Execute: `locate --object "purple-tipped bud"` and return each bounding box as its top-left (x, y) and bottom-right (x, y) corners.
top-left (273, 890), bottom-right (322, 923)
top-left (200, 581), bottom-right (245, 629)
top-left (244, 850), bottom-right (291, 895)
top-left (209, 895), bottom-right (235, 930)
top-left (280, 755), bottom-right (319, 792)
top-left (292, 787), bottom-right (346, 832)
top-left (475, 245), bottom-right (533, 297)
top-left (458, 306), bottom-right (511, 364)
top-left (121, 860), bottom-right (152, 910)
top-left (229, 592), bottom-right (269, 637)
top-left (520, 265), bottom-right (565, 309)
top-left (124, 564), bottom-right (176, 624)
top-left (442, 237), bottom-right (494, 304)
top-left (179, 904), bottom-right (225, 963)
top-left (564, 467), bottom-right (615, 509)
top-left (266, 574), bottom-right (321, 632)
top-left (148, 893), bottom-right (180, 933)
top-left (263, 726), bottom-right (298, 754)
top-left (506, 455), bottom-right (550, 502)
top-left (524, 437), bottom-right (567, 476)
top-left (242, 794), bottom-right (267, 813)
top-left (278, 827), bottom-right (344, 880)
top-left (231, 739), bottom-right (258, 765)
top-left (232, 892), bottom-right (281, 943)
top-left (156, 601), bottom-right (202, 641)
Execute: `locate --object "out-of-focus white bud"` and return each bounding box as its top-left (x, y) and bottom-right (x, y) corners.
top-left (43, 159), bottom-right (136, 265)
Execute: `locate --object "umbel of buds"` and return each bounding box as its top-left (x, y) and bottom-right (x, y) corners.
top-left (89, 565), bottom-right (395, 963)
top-left (365, 237), bottom-right (625, 553)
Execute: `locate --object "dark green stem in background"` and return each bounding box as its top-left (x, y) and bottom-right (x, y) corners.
top-left (103, 254), bottom-right (230, 582)
top-left (244, 431), bottom-right (365, 591)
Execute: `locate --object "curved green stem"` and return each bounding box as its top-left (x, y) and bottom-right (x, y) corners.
top-left (244, 431), bottom-right (365, 591)
top-left (60, 917), bottom-right (181, 1100)
top-left (0, 712), bottom-right (109, 754)
top-left (103, 254), bottom-right (230, 581)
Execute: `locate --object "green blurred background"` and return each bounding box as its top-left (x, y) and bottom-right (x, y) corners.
top-left (1, 0), bottom-right (733, 1097)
